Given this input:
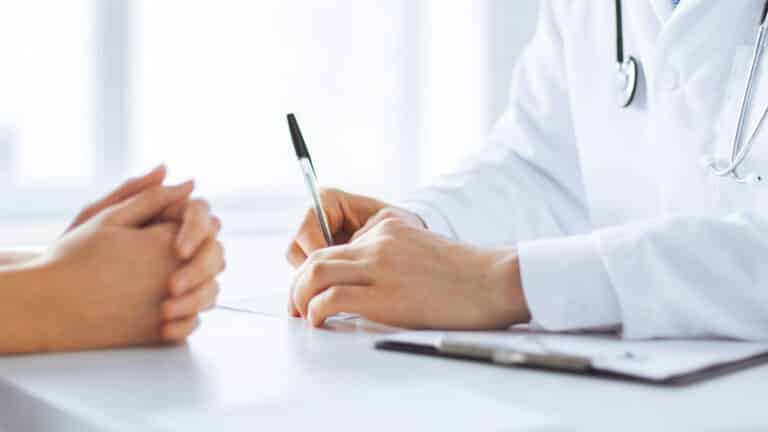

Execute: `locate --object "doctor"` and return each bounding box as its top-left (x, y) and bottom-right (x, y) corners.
top-left (287, 0), bottom-right (768, 340)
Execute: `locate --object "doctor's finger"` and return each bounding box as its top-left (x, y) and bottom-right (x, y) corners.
top-left (293, 260), bottom-right (370, 318)
top-left (289, 243), bottom-right (359, 316)
top-left (350, 207), bottom-right (420, 244)
top-left (295, 208), bottom-right (338, 255)
top-left (285, 241), bottom-right (307, 268)
top-left (307, 286), bottom-right (367, 327)
top-left (288, 292), bottom-right (301, 317)
top-left (294, 243), bottom-right (361, 278)
top-left (349, 210), bottom-right (402, 243)
top-left (286, 242), bottom-right (308, 317)
top-left (348, 214), bottom-right (380, 243)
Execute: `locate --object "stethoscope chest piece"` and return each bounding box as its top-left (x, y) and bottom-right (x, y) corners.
top-left (617, 56), bottom-right (638, 108)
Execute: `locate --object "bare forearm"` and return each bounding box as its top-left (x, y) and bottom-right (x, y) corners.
top-left (0, 262), bottom-right (55, 354)
top-left (0, 250), bottom-right (43, 268)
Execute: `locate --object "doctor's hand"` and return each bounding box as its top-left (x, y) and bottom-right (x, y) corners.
top-left (286, 188), bottom-right (425, 317)
top-left (286, 188), bottom-right (425, 267)
top-left (40, 183), bottom-right (218, 351)
top-left (289, 219), bottom-right (531, 329)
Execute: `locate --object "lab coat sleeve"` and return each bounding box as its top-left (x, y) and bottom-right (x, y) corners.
top-left (400, 1), bottom-right (591, 246)
top-left (520, 213), bottom-right (768, 340)
top-left (400, 3), bottom-right (622, 329)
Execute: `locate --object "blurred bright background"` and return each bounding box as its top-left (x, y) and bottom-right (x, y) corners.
top-left (0, 0), bottom-right (538, 234)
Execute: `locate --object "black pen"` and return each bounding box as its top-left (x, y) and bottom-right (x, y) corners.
top-left (287, 113), bottom-right (334, 246)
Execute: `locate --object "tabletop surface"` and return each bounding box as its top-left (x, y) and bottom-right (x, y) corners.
top-left (0, 235), bottom-right (766, 431)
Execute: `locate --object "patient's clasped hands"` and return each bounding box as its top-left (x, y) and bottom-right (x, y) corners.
top-left (2, 165), bottom-right (225, 353)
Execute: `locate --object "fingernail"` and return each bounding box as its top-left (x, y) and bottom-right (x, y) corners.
top-left (151, 163), bottom-right (165, 173)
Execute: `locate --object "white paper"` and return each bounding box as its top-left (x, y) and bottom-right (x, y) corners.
top-left (379, 330), bottom-right (768, 381)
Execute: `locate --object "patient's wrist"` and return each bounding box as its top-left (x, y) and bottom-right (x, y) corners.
top-left (0, 261), bottom-right (58, 353)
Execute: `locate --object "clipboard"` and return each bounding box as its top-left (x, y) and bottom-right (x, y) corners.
top-left (374, 330), bottom-right (768, 385)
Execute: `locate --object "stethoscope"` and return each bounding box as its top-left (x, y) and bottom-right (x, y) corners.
top-left (615, 0), bottom-right (768, 184)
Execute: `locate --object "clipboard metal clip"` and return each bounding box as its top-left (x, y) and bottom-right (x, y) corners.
top-left (438, 339), bottom-right (592, 372)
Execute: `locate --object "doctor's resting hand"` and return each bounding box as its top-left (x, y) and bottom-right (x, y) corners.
top-left (0, 166), bottom-right (225, 354)
top-left (286, 188), bottom-right (530, 329)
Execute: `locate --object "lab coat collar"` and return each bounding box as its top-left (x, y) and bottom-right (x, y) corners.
top-left (648, 0), bottom-right (715, 26)
top-left (655, 1), bottom-right (758, 60)
top-left (651, 0), bottom-right (765, 148)
top-left (648, 0), bottom-right (675, 24)
top-left (656, 0), bottom-right (761, 36)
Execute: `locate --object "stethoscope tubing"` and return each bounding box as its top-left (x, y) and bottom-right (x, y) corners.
top-left (615, 0), bottom-right (625, 64)
top-left (615, 0), bottom-right (768, 183)
top-left (709, 22), bottom-right (768, 182)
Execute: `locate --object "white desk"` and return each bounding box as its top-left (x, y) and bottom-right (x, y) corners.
top-left (1, 235), bottom-right (767, 431)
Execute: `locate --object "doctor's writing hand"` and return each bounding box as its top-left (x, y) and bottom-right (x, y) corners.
top-left (289, 219), bottom-right (531, 329)
top-left (285, 188), bottom-right (425, 316)
top-left (66, 165), bottom-right (225, 324)
top-left (38, 183), bottom-right (214, 352)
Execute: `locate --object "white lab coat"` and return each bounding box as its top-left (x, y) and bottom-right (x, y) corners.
top-left (401, 0), bottom-right (768, 340)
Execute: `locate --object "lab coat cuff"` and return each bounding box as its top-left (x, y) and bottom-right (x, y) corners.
top-left (518, 234), bottom-right (622, 331)
top-left (397, 201), bottom-right (457, 240)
